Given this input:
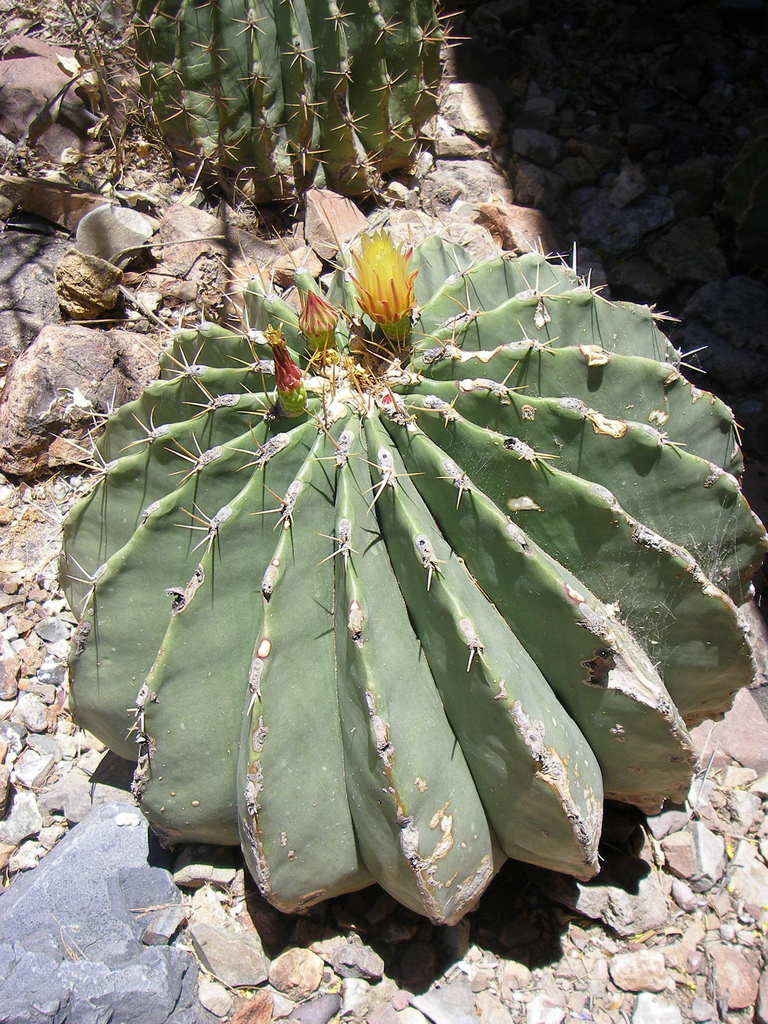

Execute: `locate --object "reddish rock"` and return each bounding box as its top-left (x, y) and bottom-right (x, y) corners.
top-left (304, 188), bottom-right (369, 261)
top-left (229, 991), bottom-right (274, 1024)
top-left (608, 950), bottom-right (667, 992)
top-left (710, 944), bottom-right (759, 1010)
top-left (0, 643), bottom-right (20, 700)
top-left (476, 202), bottom-right (560, 255)
top-left (0, 323), bottom-right (160, 477)
top-left (690, 689), bottom-right (768, 774)
top-left (268, 947), bottom-right (324, 1000)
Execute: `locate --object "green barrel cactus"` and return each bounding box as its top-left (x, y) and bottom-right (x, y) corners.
top-left (132, 0), bottom-right (442, 198)
top-left (61, 231), bottom-right (767, 924)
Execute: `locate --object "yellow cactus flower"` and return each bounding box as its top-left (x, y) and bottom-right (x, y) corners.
top-left (350, 230), bottom-right (417, 344)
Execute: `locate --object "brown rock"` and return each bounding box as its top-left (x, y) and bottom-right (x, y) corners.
top-left (710, 944), bottom-right (759, 1010)
top-left (0, 644), bottom-right (20, 700)
top-left (608, 950), bottom-right (667, 992)
top-left (268, 947), bottom-right (325, 1000)
top-left (0, 764), bottom-right (11, 818)
top-left (0, 176), bottom-right (107, 234)
top-left (440, 82), bottom-right (505, 144)
top-left (55, 250), bottom-right (123, 320)
top-left (421, 159), bottom-right (514, 211)
top-left (476, 202), bottom-right (560, 254)
top-left (304, 188), bottom-right (369, 261)
top-left (756, 965), bottom-right (768, 1024)
top-left (690, 689), bottom-right (768, 775)
top-left (0, 322), bottom-right (160, 476)
top-left (230, 991), bottom-right (274, 1024)
top-left (0, 843), bottom-right (15, 872)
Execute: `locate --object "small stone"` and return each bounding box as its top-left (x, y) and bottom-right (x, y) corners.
top-left (285, 991), bottom-right (340, 1024)
top-left (0, 788), bottom-right (42, 845)
top-left (645, 804), bottom-right (690, 841)
top-left (0, 643), bottom-right (20, 700)
top-left (689, 997), bottom-right (718, 1022)
top-left (474, 990), bottom-right (514, 1024)
top-left (198, 975), bottom-right (233, 1018)
top-left (173, 843), bottom-right (237, 888)
top-left (608, 950), bottom-right (666, 993)
top-left (475, 203), bottom-right (559, 255)
top-left (141, 903), bottom-right (187, 945)
top-left (719, 766), bottom-right (758, 790)
top-left (0, 762), bottom-right (10, 818)
top-left (12, 747), bottom-right (55, 789)
top-left (609, 163), bottom-right (648, 208)
top-left (329, 940), bottom-right (385, 980)
top-left (525, 993), bottom-right (566, 1024)
top-left (268, 947), bottom-right (324, 1000)
top-left (709, 943), bottom-right (759, 1010)
top-left (631, 992), bottom-right (682, 1024)
top-left (230, 991), bottom-right (274, 1024)
top-left (727, 839), bottom-right (768, 920)
top-left (188, 922), bottom-right (270, 989)
top-left (55, 249), bottom-right (122, 319)
top-left (719, 923), bottom-right (737, 942)
top-left (413, 977), bottom-right (477, 1024)
top-left (33, 616), bottom-right (71, 644)
top-left (727, 789), bottom-right (763, 831)
top-left (8, 838), bottom-right (40, 872)
top-left (756, 966), bottom-right (768, 1024)
top-left (441, 83), bottom-right (505, 143)
top-left (661, 823), bottom-right (725, 892)
top-left (670, 878), bottom-right (699, 912)
top-left (36, 654), bottom-right (67, 687)
top-left (690, 687), bottom-right (768, 774)
top-left (396, 942), bottom-right (435, 993)
top-left (750, 773), bottom-right (768, 798)
top-left (13, 692), bottom-right (50, 733)
top-left (26, 733), bottom-right (63, 761)
top-left (340, 978), bottom-right (370, 1018)
top-left (304, 189), bottom-right (369, 262)
top-left (512, 128), bottom-right (562, 167)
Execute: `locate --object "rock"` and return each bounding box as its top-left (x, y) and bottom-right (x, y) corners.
top-left (173, 844), bottom-right (237, 888)
top-left (646, 217), bottom-right (728, 283)
top-left (709, 943), bottom-right (759, 1010)
top-left (396, 941), bottom-right (435, 993)
top-left (0, 764), bottom-right (10, 818)
top-left (608, 163), bottom-right (648, 208)
top-left (631, 992), bottom-right (682, 1024)
top-left (412, 977), bottom-right (477, 1024)
top-left (727, 789), bottom-right (763, 830)
top-left (0, 641), bottom-right (20, 700)
top-left (0, 40), bottom-right (99, 161)
top-left (474, 990), bottom-right (514, 1024)
top-left (608, 950), bottom-right (667, 992)
top-left (719, 765), bottom-right (758, 789)
top-left (36, 762), bottom-right (135, 824)
top-left (13, 692), bottom-right (50, 733)
top-left (329, 940), bottom-right (385, 980)
top-left (0, 802), bottom-right (213, 1024)
top-left (230, 991), bottom-right (275, 1024)
top-left (441, 83), bottom-right (505, 143)
top-left (727, 839), bottom-right (768, 921)
top-left (689, 997), bottom-right (718, 1023)
top-left (12, 746), bottom-right (55, 789)
top-left (510, 159), bottom-right (546, 206)
top-left (34, 616), bottom-right (71, 644)
top-left (511, 129), bottom-right (562, 167)
top-left (286, 991), bottom-right (340, 1024)
top-left (661, 823), bottom-right (725, 892)
top-left (75, 203), bottom-right (155, 268)
top-left (198, 976), bottom-right (234, 1018)
top-left (499, 959), bottom-right (532, 1000)
top-left (36, 654), bottom-right (67, 688)
top-left (54, 249), bottom-right (123, 319)
top-left (341, 977), bottom-right (370, 1017)
top-left (606, 254), bottom-right (674, 305)
top-left (670, 878), bottom-right (699, 912)
top-left (268, 947), bottom-right (324, 1000)
top-left (0, 787), bottom-right (42, 845)
top-left (574, 187), bottom-right (675, 257)
top-left (8, 838), bottom-right (40, 872)
top-left (303, 188), bottom-right (369, 261)
top-left (645, 803), bottom-right (690, 841)
top-left (142, 904), bottom-right (188, 945)
top-left (536, 849), bottom-right (671, 937)
top-left (524, 993), bottom-right (566, 1024)
top-left (475, 202), bottom-right (560, 254)
top-left (420, 159), bottom-right (514, 210)
top-left (751, 772), bottom-right (768, 798)
top-left (690, 689), bottom-right (768, 774)
top-left (383, 209), bottom-right (499, 262)
top-left (756, 966), bottom-right (768, 1024)
top-left (189, 922), bottom-right (270, 989)
top-left (0, 321), bottom-right (160, 477)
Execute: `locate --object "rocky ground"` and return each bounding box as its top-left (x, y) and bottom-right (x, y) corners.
top-left (2, 0), bottom-right (768, 1022)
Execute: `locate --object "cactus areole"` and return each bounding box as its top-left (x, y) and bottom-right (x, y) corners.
top-left (62, 233), bottom-right (767, 923)
top-left (132, 0), bottom-right (442, 197)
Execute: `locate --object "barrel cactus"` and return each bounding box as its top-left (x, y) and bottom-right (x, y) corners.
top-left (132, 0), bottom-right (442, 198)
top-left (61, 231), bottom-right (767, 924)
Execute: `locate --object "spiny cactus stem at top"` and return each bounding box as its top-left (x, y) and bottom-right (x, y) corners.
top-left (60, 230), bottom-right (768, 924)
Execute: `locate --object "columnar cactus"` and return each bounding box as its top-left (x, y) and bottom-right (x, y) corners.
top-left (61, 232), bottom-right (767, 924)
top-left (132, 0), bottom-right (442, 198)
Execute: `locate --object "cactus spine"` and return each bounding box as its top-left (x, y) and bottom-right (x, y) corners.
top-left (61, 233), bottom-right (767, 923)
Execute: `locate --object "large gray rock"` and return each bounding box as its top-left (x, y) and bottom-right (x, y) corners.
top-left (0, 802), bottom-right (215, 1024)
top-left (573, 187), bottom-right (675, 258)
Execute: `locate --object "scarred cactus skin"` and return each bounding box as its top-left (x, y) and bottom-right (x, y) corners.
top-left (132, 0), bottom-right (442, 198)
top-left (61, 234), bottom-right (768, 924)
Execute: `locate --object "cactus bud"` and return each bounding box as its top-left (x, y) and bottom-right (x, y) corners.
top-left (265, 325), bottom-right (306, 416)
top-left (350, 230), bottom-right (417, 345)
top-left (299, 290), bottom-right (339, 351)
